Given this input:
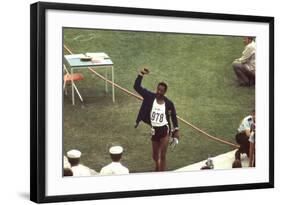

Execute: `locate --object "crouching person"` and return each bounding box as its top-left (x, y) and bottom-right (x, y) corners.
top-left (235, 109), bottom-right (255, 161)
top-left (232, 37), bottom-right (256, 86)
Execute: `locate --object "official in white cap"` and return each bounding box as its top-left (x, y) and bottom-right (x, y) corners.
top-left (67, 149), bottom-right (93, 177)
top-left (100, 146), bottom-right (129, 175)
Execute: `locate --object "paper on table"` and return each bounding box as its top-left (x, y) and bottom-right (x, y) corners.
top-left (91, 57), bottom-right (104, 63)
top-left (85, 52), bottom-right (109, 59)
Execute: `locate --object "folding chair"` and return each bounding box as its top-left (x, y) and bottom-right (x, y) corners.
top-left (63, 64), bottom-right (84, 103)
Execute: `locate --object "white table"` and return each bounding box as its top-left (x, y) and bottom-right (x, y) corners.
top-left (64, 52), bottom-right (115, 105)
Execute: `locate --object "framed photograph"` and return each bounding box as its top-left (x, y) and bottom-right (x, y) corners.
top-left (30, 1), bottom-right (274, 203)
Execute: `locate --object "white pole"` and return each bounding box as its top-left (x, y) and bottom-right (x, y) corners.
top-left (63, 75), bottom-right (67, 95)
top-left (71, 68), bottom-right (75, 105)
top-left (63, 65), bottom-right (68, 95)
top-left (112, 66), bottom-right (115, 102)
top-left (73, 83), bottom-right (84, 102)
top-left (105, 67), bottom-right (108, 93)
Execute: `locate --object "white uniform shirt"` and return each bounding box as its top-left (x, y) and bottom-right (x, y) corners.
top-left (237, 41), bottom-right (256, 72)
top-left (100, 162), bottom-right (129, 175)
top-left (150, 99), bottom-right (168, 127)
top-left (71, 164), bottom-right (92, 177)
top-left (238, 115), bottom-right (254, 133)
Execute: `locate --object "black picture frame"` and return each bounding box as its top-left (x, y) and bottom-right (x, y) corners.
top-left (30, 1), bottom-right (274, 203)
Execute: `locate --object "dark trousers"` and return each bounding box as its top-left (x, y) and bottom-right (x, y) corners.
top-left (235, 132), bottom-right (250, 160)
top-left (232, 62), bottom-right (255, 86)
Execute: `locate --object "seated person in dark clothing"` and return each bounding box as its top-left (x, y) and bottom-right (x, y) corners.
top-left (235, 109), bottom-right (255, 161)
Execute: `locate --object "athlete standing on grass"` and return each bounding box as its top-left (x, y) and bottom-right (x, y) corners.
top-left (134, 68), bottom-right (180, 171)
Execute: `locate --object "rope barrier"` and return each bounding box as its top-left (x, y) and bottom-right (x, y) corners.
top-left (63, 44), bottom-right (239, 149)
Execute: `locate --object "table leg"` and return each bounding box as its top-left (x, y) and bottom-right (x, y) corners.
top-left (71, 68), bottom-right (75, 105)
top-left (73, 83), bottom-right (84, 102)
top-left (112, 66), bottom-right (115, 102)
top-left (105, 67), bottom-right (108, 93)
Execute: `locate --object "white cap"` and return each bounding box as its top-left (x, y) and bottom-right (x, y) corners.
top-left (109, 146), bottom-right (123, 155)
top-left (63, 156), bottom-right (71, 169)
top-left (67, 149), bottom-right (81, 158)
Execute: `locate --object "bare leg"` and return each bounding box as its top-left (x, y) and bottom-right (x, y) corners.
top-left (152, 141), bottom-right (160, 171)
top-left (159, 135), bottom-right (169, 171)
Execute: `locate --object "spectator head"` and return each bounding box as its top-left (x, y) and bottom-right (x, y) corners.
top-left (156, 82), bottom-right (168, 99)
top-left (243, 36), bottom-right (254, 45)
top-left (232, 159), bottom-right (242, 168)
top-left (109, 146), bottom-right (123, 162)
top-left (67, 149), bottom-right (81, 166)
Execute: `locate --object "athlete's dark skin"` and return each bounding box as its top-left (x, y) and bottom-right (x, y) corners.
top-left (141, 68), bottom-right (179, 171)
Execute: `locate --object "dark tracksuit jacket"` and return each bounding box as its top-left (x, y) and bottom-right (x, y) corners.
top-left (133, 74), bottom-right (179, 131)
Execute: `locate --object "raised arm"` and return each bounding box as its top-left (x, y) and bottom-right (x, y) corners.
top-left (133, 68), bottom-right (152, 98)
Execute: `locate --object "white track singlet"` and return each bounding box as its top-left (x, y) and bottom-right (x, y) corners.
top-left (150, 99), bottom-right (168, 127)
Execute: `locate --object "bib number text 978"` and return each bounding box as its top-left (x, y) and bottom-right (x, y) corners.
top-left (151, 112), bottom-right (164, 123)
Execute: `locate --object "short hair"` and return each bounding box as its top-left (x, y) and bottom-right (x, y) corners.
top-left (158, 82), bottom-right (168, 92)
top-left (232, 160), bottom-right (242, 168)
top-left (68, 157), bottom-right (80, 166)
top-left (110, 153), bottom-right (122, 162)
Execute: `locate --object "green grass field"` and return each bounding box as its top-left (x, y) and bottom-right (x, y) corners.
top-left (63, 28), bottom-right (255, 173)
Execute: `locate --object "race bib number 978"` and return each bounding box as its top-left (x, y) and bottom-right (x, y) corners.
top-left (151, 111), bottom-right (164, 123)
